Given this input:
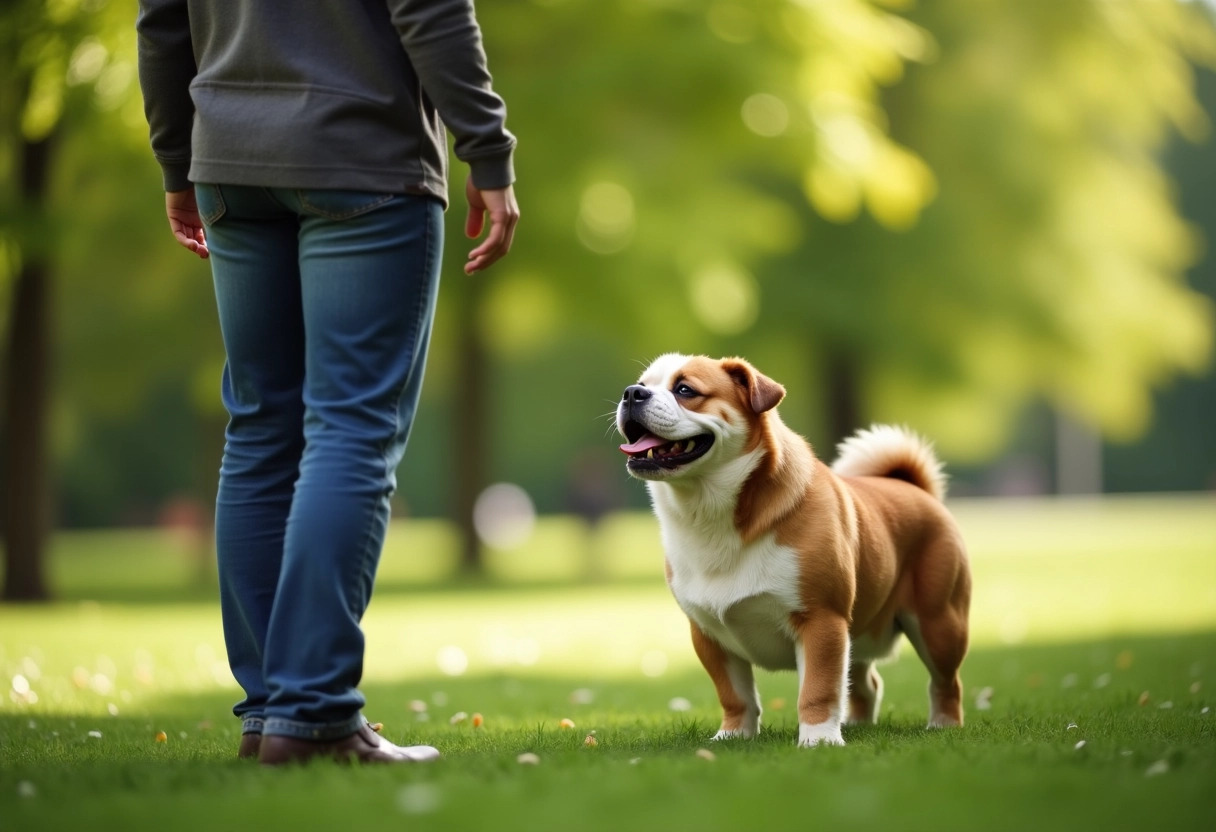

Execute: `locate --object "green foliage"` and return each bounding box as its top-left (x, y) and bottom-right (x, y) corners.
top-left (2, 0), bottom-right (1215, 524)
top-left (467, 0), bottom-right (1216, 460)
top-left (856, 0), bottom-right (1216, 454)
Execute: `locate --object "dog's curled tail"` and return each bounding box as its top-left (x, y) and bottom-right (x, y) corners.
top-left (831, 424), bottom-right (947, 502)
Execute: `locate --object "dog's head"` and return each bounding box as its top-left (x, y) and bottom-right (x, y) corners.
top-left (616, 354), bottom-right (785, 481)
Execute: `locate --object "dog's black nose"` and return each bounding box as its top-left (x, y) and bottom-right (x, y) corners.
top-left (622, 385), bottom-right (652, 404)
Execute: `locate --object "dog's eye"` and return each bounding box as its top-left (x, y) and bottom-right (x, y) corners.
top-left (674, 383), bottom-right (700, 398)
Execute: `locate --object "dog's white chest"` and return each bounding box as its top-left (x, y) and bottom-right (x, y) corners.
top-left (664, 527), bottom-right (803, 671)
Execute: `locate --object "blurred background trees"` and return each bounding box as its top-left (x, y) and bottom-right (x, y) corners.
top-left (2, 0), bottom-right (1214, 598)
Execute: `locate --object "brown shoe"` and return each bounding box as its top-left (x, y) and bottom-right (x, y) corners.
top-left (258, 723), bottom-right (440, 766)
top-left (237, 733), bottom-right (261, 760)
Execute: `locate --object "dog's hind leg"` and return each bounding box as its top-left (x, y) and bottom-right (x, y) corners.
top-left (901, 535), bottom-right (971, 728)
top-left (899, 610), bottom-right (968, 728)
top-left (847, 662), bottom-right (883, 724)
top-left (690, 621), bottom-right (761, 739)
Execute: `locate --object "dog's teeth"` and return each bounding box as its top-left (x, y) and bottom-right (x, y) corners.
top-left (646, 449), bottom-right (654, 459)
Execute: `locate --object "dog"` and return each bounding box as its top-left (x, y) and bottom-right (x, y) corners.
top-left (616, 354), bottom-right (971, 747)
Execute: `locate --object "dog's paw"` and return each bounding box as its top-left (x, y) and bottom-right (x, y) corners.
top-left (711, 728), bottom-right (756, 741)
top-left (926, 714), bottom-right (962, 729)
top-left (797, 721), bottom-right (845, 748)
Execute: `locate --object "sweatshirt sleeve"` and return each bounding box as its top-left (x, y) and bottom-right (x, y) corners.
top-left (136, 0), bottom-right (198, 192)
top-left (385, 0), bottom-right (517, 190)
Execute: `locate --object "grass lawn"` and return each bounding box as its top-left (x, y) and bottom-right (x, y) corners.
top-left (2, 495), bottom-right (1215, 831)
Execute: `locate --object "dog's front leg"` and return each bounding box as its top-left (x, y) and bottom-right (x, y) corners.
top-left (792, 613), bottom-right (850, 747)
top-left (689, 620), bottom-right (760, 739)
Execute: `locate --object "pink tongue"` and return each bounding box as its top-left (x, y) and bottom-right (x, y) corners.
top-left (619, 434), bottom-right (668, 455)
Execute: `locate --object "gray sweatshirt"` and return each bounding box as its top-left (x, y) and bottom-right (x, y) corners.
top-left (136, 0), bottom-right (515, 207)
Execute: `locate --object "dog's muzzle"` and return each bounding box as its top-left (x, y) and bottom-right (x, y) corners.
top-left (617, 385), bottom-right (714, 472)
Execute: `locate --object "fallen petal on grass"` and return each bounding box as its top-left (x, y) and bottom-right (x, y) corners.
top-left (396, 783), bottom-right (441, 815)
top-left (1145, 760), bottom-right (1169, 777)
top-left (1138, 691), bottom-right (1150, 706)
top-left (87, 731), bottom-right (102, 739)
top-left (155, 731), bottom-right (167, 743)
top-left (695, 749), bottom-right (716, 761)
top-left (516, 752), bottom-right (540, 765)
top-left (560, 718), bottom-right (576, 730)
top-left (471, 713), bottom-right (484, 728)
top-left (409, 700), bottom-right (428, 713)
top-left (584, 734), bottom-right (598, 747)
top-left (1074, 740), bottom-right (1086, 750)
top-left (668, 697), bottom-right (692, 712)
top-left (450, 711), bottom-right (468, 725)
top-left (17, 781), bottom-right (36, 799)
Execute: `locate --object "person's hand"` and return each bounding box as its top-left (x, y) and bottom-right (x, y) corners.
top-left (464, 177), bottom-right (518, 274)
top-left (166, 188), bottom-right (209, 259)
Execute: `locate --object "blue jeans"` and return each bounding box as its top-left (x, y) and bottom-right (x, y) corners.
top-left (195, 184), bottom-right (443, 741)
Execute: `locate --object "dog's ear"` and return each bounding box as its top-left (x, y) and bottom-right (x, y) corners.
top-left (722, 358), bottom-right (785, 414)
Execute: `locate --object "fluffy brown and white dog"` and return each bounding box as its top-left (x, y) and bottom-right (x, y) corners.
top-left (616, 354), bottom-right (971, 747)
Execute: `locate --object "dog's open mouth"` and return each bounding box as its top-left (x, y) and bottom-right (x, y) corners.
top-left (619, 420), bottom-right (713, 470)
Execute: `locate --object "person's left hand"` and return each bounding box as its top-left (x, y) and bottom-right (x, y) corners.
top-left (464, 177), bottom-right (518, 274)
top-left (166, 188), bottom-right (209, 259)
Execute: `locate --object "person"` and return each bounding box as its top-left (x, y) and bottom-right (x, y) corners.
top-left (135, 0), bottom-right (519, 765)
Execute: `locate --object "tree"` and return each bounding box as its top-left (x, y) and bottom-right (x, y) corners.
top-left (0, 0), bottom-right (213, 598)
top-left (457, 0), bottom-right (1215, 472)
top-left (0, 0), bottom-right (100, 600)
top-left (426, 0), bottom-right (936, 565)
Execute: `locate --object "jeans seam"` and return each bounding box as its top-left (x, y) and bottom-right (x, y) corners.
top-left (350, 204), bottom-right (436, 610)
top-left (199, 184), bottom-right (227, 225)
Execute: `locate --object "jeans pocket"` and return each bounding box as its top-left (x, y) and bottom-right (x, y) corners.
top-left (297, 189), bottom-right (395, 221)
top-left (195, 183), bottom-right (227, 225)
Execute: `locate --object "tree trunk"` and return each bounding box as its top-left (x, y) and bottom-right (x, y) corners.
top-left (823, 348), bottom-right (862, 449)
top-left (452, 280), bottom-right (488, 575)
top-left (2, 135), bottom-right (56, 601)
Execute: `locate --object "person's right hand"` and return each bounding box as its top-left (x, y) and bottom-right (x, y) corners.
top-left (165, 187), bottom-right (209, 259)
top-left (464, 178), bottom-right (519, 274)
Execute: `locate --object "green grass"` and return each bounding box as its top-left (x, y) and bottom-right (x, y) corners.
top-left (2, 496), bottom-right (1215, 831)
